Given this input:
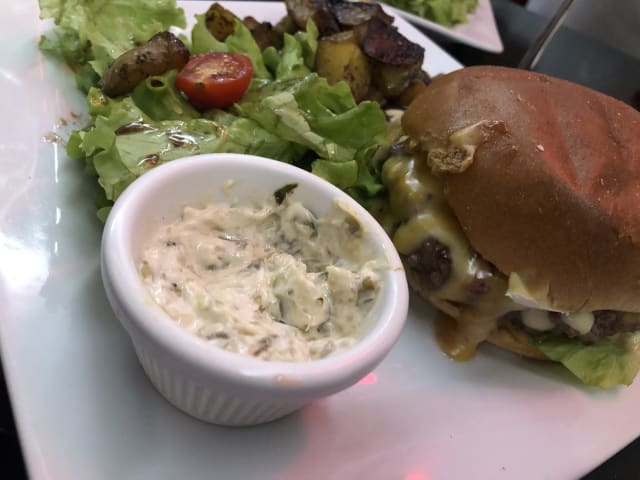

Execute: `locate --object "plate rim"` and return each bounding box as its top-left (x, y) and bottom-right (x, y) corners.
top-left (383, 0), bottom-right (504, 53)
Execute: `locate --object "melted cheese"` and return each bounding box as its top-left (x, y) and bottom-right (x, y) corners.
top-left (383, 153), bottom-right (494, 304)
top-left (522, 310), bottom-right (554, 331)
top-left (382, 151), bottom-right (514, 356)
top-left (381, 143), bottom-right (635, 354)
top-left (564, 312), bottom-right (594, 335)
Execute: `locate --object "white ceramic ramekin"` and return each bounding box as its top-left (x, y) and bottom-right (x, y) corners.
top-left (101, 153), bottom-right (408, 426)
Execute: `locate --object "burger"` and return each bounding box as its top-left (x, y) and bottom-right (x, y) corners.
top-left (381, 65), bottom-right (640, 388)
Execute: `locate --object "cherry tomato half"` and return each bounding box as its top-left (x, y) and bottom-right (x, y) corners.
top-left (175, 52), bottom-right (253, 110)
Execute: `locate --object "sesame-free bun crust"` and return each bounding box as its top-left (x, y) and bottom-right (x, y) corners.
top-left (403, 66), bottom-right (640, 313)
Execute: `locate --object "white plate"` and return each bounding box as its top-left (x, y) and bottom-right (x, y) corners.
top-left (385, 0), bottom-right (504, 53)
top-left (1, 1), bottom-right (637, 479)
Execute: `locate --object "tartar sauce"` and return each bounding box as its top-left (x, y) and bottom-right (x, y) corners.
top-left (139, 185), bottom-right (384, 362)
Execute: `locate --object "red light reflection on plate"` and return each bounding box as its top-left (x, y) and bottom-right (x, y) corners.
top-left (356, 372), bottom-right (378, 385)
top-left (404, 469), bottom-right (427, 480)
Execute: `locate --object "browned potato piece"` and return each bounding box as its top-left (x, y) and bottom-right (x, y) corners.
top-left (243, 16), bottom-right (284, 51)
top-left (205, 3), bottom-right (239, 41)
top-left (331, 1), bottom-right (393, 28)
top-left (361, 17), bottom-right (425, 97)
top-left (285, 0), bottom-right (339, 35)
top-left (390, 78), bottom-right (430, 108)
top-left (373, 62), bottom-right (423, 97)
top-left (361, 17), bottom-right (424, 67)
top-left (102, 31), bottom-right (189, 98)
top-left (316, 31), bottom-right (372, 102)
top-left (364, 84), bottom-right (387, 108)
top-left (274, 14), bottom-right (298, 35)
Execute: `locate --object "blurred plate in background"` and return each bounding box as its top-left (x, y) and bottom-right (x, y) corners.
top-left (384, 0), bottom-right (504, 53)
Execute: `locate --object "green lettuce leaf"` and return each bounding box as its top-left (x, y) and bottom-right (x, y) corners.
top-left (39, 0), bottom-right (185, 88)
top-left (295, 19), bottom-right (319, 71)
top-left (235, 74), bottom-right (386, 163)
top-left (311, 160), bottom-right (358, 189)
top-left (38, 27), bottom-right (99, 91)
top-left (191, 13), bottom-right (228, 54)
top-left (130, 70), bottom-right (199, 121)
top-left (191, 15), bottom-right (270, 78)
top-left (532, 333), bottom-right (640, 388)
top-left (311, 102), bottom-right (387, 150)
top-left (262, 19), bottom-right (319, 81)
top-left (225, 19), bottom-right (271, 78)
top-left (267, 33), bottom-right (311, 81)
top-left (383, 0), bottom-right (478, 27)
top-left (69, 88), bottom-right (303, 209)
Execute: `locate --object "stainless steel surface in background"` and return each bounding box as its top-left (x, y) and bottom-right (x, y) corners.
top-left (518, 0), bottom-right (575, 70)
top-left (527, 0), bottom-right (640, 60)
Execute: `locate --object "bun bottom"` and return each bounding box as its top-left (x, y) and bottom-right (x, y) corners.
top-left (487, 326), bottom-right (548, 360)
top-left (406, 263), bottom-right (548, 360)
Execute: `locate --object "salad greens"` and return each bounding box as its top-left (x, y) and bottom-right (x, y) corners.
top-left (191, 16), bottom-right (271, 78)
top-left (384, 0), bottom-right (478, 27)
top-left (40, 0), bottom-right (388, 219)
top-left (39, 0), bottom-right (186, 91)
top-left (66, 83), bottom-right (305, 221)
top-left (130, 70), bottom-right (200, 121)
top-left (532, 333), bottom-right (640, 389)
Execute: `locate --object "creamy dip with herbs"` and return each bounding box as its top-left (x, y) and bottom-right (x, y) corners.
top-left (139, 185), bottom-right (384, 362)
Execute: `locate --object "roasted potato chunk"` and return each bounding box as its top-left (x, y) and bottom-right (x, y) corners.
top-left (331, 1), bottom-right (393, 28)
top-left (316, 31), bottom-right (372, 102)
top-left (243, 16), bottom-right (284, 51)
top-left (390, 78), bottom-right (430, 108)
top-left (102, 31), bottom-right (189, 98)
top-left (361, 17), bottom-right (425, 97)
top-left (361, 17), bottom-right (424, 66)
top-left (285, 0), bottom-right (340, 35)
top-left (373, 62), bottom-right (423, 97)
top-left (205, 2), bottom-right (239, 41)
top-left (274, 14), bottom-right (298, 35)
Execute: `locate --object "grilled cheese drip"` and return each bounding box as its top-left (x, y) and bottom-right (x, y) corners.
top-left (382, 150), bottom-right (518, 359)
top-left (381, 138), bottom-right (639, 358)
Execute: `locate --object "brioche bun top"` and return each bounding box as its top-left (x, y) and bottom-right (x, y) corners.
top-left (402, 66), bottom-right (640, 313)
